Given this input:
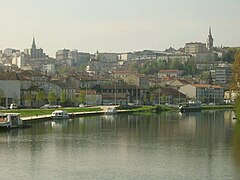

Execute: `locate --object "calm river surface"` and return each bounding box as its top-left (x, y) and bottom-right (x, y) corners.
top-left (1, 110), bottom-right (240, 180)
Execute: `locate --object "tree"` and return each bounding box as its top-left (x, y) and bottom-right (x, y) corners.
top-left (0, 88), bottom-right (5, 106)
top-left (161, 95), bottom-right (167, 104)
top-left (183, 59), bottom-right (199, 76)
top-left (150, 95), bottom-right (155, 105)
top-left (25, 92), bottom-right (32, 104)
top-left (48, 91), bottom-right (57, 104)
top-left (208, 71), bottom-right (213, 85)
top-left (36, 91), bottom-right (45, 104)
top-left (170, 59), bottom-right (183, 70)
top-left (231, 50), bottom-right (240, 90)
top-left (157, 60), bottom-right (168, 70)
top-left (60, 91), bottom-right (67, 106)
top-left (143, 91), bottom-right (150, 105)
top-left (223, 48), bottom-right (238, 63)
top-left (79, 92), bottom-right (86, 104)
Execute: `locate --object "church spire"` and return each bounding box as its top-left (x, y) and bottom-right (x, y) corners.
top-left (209, 27), bottom-right (212, 37)
top-left (206, 27), bottom-right (213, 50)
top-left (32, 37), bottom-right (36, 49)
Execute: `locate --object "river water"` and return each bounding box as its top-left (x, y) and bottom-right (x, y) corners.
top-left (0, 110), bottom-right (240, 180)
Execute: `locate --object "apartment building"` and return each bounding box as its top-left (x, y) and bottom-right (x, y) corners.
top-left (179, 84), bottom-right (224, 104)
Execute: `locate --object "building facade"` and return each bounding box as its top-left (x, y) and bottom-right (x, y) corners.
top-left (179, 84), bottom-right (224, 104)
top-left (185, 42), bottom-right (207, 54)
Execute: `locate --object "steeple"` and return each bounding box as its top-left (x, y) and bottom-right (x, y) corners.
top-left (209, 27), bottom-right (212, 38)
top-left (206, 27), bottom-right (214, 50)
top-left (32, 37), bottom-right (36, 49)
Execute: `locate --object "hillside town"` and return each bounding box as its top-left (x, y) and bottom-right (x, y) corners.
top-left (0, 28), bottom-right (237, 108)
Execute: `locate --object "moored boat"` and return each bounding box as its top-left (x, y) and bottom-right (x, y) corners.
top-left (179, 101), bottom-right (202, 112)
top-left (105, 107), bottom-right (118, 115)
top-left (51, 110), bottom-right (70, 119)
top-left (0, 113), bottom-right (31, 129)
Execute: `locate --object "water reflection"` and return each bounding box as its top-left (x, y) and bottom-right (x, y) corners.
top-left (0, 110), bottom-right (239, 179)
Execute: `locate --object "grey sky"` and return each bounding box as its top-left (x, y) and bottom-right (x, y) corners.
top-left (0, 0), bottom-right (239, 56)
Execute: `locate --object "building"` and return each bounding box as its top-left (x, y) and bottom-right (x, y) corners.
top-left (95, 51), bottom-right (118, 62)
top-left (93, 83), bottom-right (140, 104)
top-left (185, 42), bottom-right (207, 54)
top-left (214, 64), bottom-right (232, 87)
top-left (179, 84), bottom-right (224, 104)
top-left (12, 52), bottom-right (26, 68)
top-left (79, 90), bottom-right (102, 106)
top-left (43, 64), bottom-right (56, 75)
top-left (4, 48), bottom-right (20, 56)
top-left (111, 70), bottom-right (137, 79)
top-left (158, 70), bottom-right (183, 78)
top-left (123, 74), bottom-right (150, 90)
top-left (25, 38), bottom-right (47, 59)
top-left (151, 87), bottom-right (186, 105)
top-left (206, 27), bottom-right (214, 50)
top-left (56, 49), bottom-right (70, 60)
top-left (77, 52), bottom-right (90, 64)
top-left (118, 52), bottom-right (135, 61)
top-left (0, 72), bottom-right (21, 107)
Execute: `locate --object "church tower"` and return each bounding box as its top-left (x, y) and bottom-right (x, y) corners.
top-left (206, 27), bottom-right (214, 50)
top-left (31, 37), bottom-right (37, 59)
top-left (32, 37), bottom-right (36, 49)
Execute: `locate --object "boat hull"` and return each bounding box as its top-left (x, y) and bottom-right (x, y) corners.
top-left (52, 116), bottom-right (69, 120)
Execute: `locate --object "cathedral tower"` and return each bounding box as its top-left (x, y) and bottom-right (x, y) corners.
top-left (206, 27), bottom-right (214, 50)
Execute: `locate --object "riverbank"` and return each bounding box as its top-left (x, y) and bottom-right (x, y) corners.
top-left (0, 104), bottom-right (234, 122)
top-left (20, 106), bottom-right (161, 121)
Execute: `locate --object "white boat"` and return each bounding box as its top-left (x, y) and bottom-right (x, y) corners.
top-left (105, 107), bottom-right (118, 115)
top-left (0, 113), bottom-right (31, 129)
top-left (179, 101), bottom-right (202, 112)
top-left (51, 110), bottom-right (70, 119)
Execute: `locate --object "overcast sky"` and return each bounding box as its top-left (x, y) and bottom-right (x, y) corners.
top-left (0, 0), bottom-right (239, 56)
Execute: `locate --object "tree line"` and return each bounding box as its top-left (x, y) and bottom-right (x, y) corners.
top-left (129, 58), bottom-right (199, 76)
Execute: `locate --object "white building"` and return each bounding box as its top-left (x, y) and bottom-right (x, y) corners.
top-left (12, 52), bottom-right (26, 68)
top-left (0, 80), bottom-right (21, 107)
top-left (185, 42), bottom-right (207, 55)
top-left (179, 84), bottom-right (224, 104)
top-left (43, 64), bottom-right (56, 75)
top-left (215, 64), bottom-right (232, 87)
top-left (118, 52), bottom-right (135, 61)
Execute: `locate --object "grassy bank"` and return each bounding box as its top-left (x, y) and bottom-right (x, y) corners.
top-left (0, 107), bottom-right (102, 117)
top-left (0, 105), bottom-right (172, 118)
top-left (1, 104), bottom-right (231, 119)
top-left (202, 105), bottom-right (234, 110)
top-left (117, 105), bottom-right (173, 112)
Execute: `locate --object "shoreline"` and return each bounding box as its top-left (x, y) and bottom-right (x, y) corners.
top-left (20, 105), bottom-right (234, 122)
top-left (21, 109), bottom-right (137, 121)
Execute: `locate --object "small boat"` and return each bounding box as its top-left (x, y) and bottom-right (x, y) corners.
top-left (105, 107), bottom-right (118, 115)
top-left (0, 113), bottom-right (31, 129)
top-left (179, 101), bottom-right (202, 112)
top-left (51, 110), bottom-right (70, 119)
